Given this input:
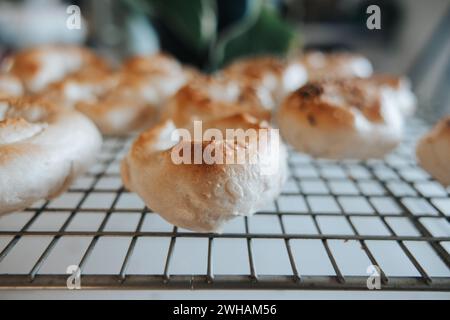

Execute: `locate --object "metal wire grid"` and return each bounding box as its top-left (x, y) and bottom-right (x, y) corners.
top-left (0, 118), bottom-right (449, 291)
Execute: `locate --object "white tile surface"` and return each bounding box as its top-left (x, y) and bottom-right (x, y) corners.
top-left (290, 240), bottom-right (335, 276)
top-left (127, 237), bottom-right (171, 275)
top-left (0, 236), bottom-right (53, 274)
top-left (39, 236), bottom-right (93, 274)
top-left (168, 238), bottom-right (208, 275)
top-left (252, 239), bottom-right (292, 276)
top-left (213, 239), bottom-right (250, 275)
top-left (0, 212), bottom-right (34, 231)
top-left (83, 237), bottom-right (132, 274)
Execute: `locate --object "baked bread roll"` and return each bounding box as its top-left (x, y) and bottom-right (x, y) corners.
top-left (123, 52), bottom-right (183, 73)
top-left (38, 67), bottom-right (117, 109)
top-left (0, 74), bottom-right (23, 98)
top-left (75, 72), bottom-right (160, 135)
top-left (0, 97), bottom-right (102, 214)
top-left (122, 53), bottom-right (193, 106)
top-left (221, 55), bottom-right (307, 105)
top-left (40, 61), bottom-right (188, 135)
top-left (277, 77), bottom-right (407, 159)
top-left (297, 51), bottom-right (373, 81)
top-left (3, 45), bottom-right (108, 93)
top-left (60, 54), bottom-right (191, 135)
top-left (121, 113), bottom-right (288, 232)
top-left (358, 75), bottom-right (416, 117)
top-left (161, 75), bottom-right (272, 129)
top-left (416, 116), bottom-right (450, 186)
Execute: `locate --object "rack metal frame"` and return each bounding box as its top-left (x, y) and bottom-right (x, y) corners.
top-left (0, 118), bottom-right (449, 291)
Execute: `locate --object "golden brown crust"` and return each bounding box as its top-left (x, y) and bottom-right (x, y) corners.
top-left (203, 113), bottom-right (269, 131)
top-left (9, 46), bottom-right (107, 77)
top-left (34, 52), bottom-right (188, 135)
top-left (281, 80), bottom-right (384, 130)
top-left (37, 67), bottom-right (117, 106)
top-left (41, 69), bottom-right (169, 135)
top-left (221, 55), bottom-right (308, 105)
top-left (133, 113), bottom-right (267, 158)
top-left (0, 96), bottom-right (58, 121)
top-left (277, 76), bottom-right (406, 159)
top-left (0, 73), bottom-right (23, 98)
top-left (161, 76), bottom-right (271, 128)
top-left (358, 74), bottom-right (404, 89)
top-left (7, 45), bottom-right (109, 93)
top-left (280, 77), bottom-right (400, 126)
top-left (75, 82), bottom-right (158, 135)
top-left (223, 56), bottom-right (286, 81)
top-left (122, 113), bottom-right (288, 232)
top-left (419, 116), bottom-right (450, 142)
top-left (298, 51), bottom-right (373, 81)
top-left (0, 97), bottom-right (102, 214)
top-left (122, 52), bottom-right (183, 75)
top-left (416, 116), bottom-right (450, 186)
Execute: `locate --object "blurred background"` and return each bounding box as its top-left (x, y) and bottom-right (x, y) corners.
top-left (0, 0), bottom-right (449, 120)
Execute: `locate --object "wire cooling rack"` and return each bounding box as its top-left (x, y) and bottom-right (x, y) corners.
top-left (0, 117), bottom-right (449, 291)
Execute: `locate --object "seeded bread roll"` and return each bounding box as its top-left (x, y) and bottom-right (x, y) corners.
top-left (416, 116), bottom-right (450, 186)
top-left (121, 113), bottom-right (288, 232)
top-left (277, 77), bottom-right (409, 159)
top-left (0, 97), bottom-right (102, 214)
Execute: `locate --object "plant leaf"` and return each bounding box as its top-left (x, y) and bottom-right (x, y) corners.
top-left (142, 0), bottom-right (217, 52)
top-left (211, 4), bottom-right (299, 69)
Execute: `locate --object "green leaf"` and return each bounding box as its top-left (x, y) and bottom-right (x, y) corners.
top-left (135, 0), bottom-right (218, 53)
top-left (211, 4), bottom-right (300, 70)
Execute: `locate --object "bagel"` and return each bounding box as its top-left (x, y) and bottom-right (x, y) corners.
top-left (0, 97), bottom-right (102, 214)
top-left (416, 116), bottom-right (450, 186)
top-left (161, 75), bottom-right (272, 130)
top-left (4, 45), bottom-right (109, 93)
top-left (121, 113), bottom-right (288, 232)
top-left (0, 74), bottom-right (23, 98)
top-left (277, 77), bottom-right (408, 159)
top-left (221, 55), bottom-right (307, 105)
top-left (298, 51), bottom-right (373, 81)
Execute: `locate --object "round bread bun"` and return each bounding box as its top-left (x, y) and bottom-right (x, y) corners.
top-left (277, 77), bottom-right (407, 159)
top-left (74, 71), bottom-right (172, 135)
top-left (161, 75), bottom-right (273, 130)
top-left (298, 51), bottom-right (373, 81)
top-left (0, 97), bottom-right (102, 214)
top-left (4, 45), bottom-right (109, 93)
top-left (0, 74), bottom-right (23, 98)
top-left (358, 74), bottom-right (416, 117)
top-left (123, 52), bottom-right (185, 75)
top-left (221, 55), bottom-right (307, 105)
top-left (122, 53), bottom-right (193, 106)
top-left (38, 66), bottom-right (118, 109)
top-left (69, 54), bottom-right (192, 135)
top-left (416, 116), bottom-right (450, 186)
top-left (121, 113), bottom-right (288, 232)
